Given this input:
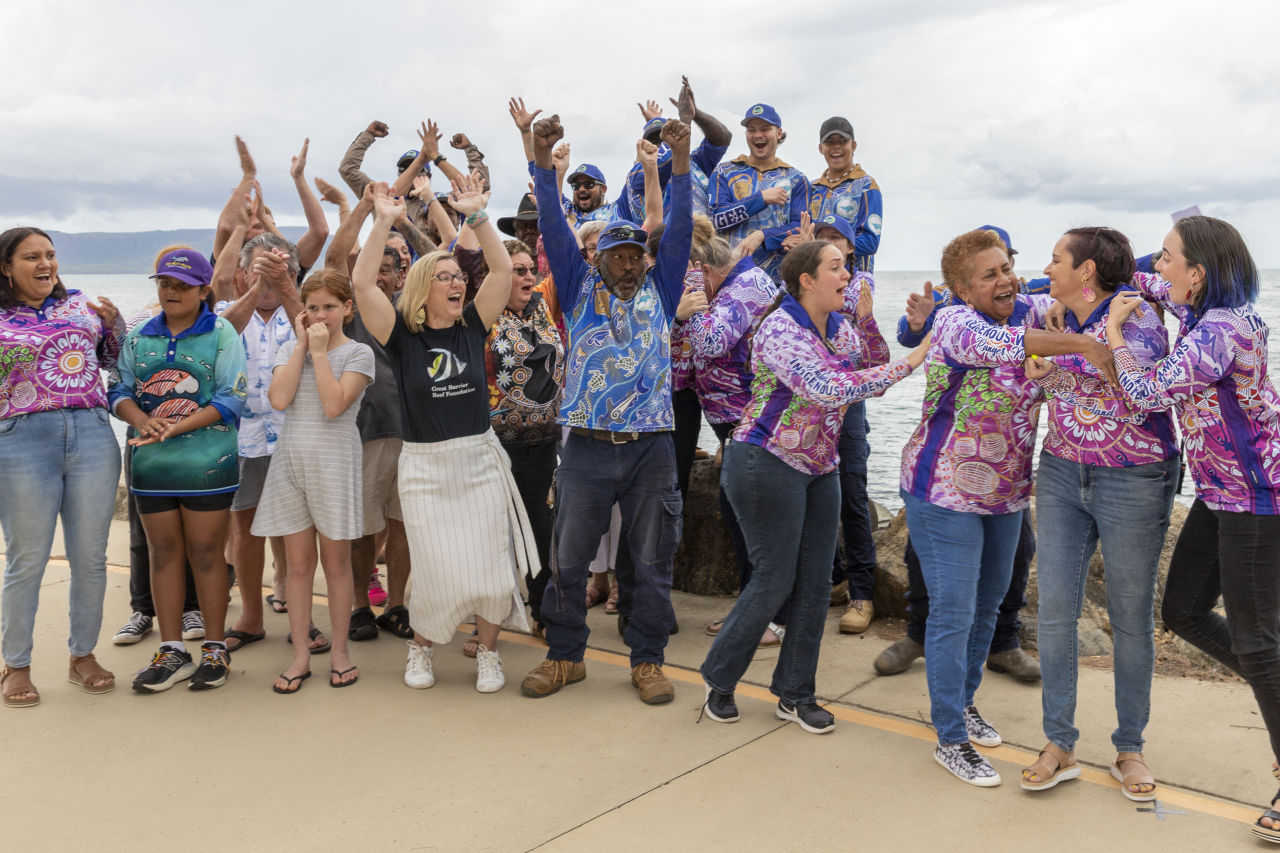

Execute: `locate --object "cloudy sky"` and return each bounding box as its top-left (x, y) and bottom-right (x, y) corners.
top-left (2, 0), bottom-right (1276, 270)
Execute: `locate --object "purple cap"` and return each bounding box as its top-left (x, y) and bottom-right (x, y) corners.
top-left (151, 249), bottom-right (213, 287)
top-left (567, 163), bottom-right (607, 186)
top-left (741, 103), bottom-right (782, 128)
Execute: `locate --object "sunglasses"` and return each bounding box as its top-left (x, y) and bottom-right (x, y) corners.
top-left (604, 226), bottom-right (647, 243)
top-left (571, 179), bottom-right (601, 190)
top-left (512, 265), bottom-right (538, 277)
top-left (432, 271), bottom-right (470, 284)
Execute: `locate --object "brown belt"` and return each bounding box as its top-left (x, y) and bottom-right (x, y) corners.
top-left (570, 427), bottom-right (647, 444)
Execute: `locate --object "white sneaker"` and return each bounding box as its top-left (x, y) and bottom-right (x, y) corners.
top-left (404, 641), bottom-right (435, 689)
top-left (113, 612), bottom-right (153, 645)
top-left (181, 610), bottom-right (206, 640)
top-left (475, 645), bottom-right (505, 693)
top-left (963, 705), bottom-right (1002, 747)
top-left (934, 743), bottom-right (1001, 787)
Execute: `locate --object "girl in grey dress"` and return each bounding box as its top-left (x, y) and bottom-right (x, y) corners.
top-left (253, 272), bottom-right (374, 693)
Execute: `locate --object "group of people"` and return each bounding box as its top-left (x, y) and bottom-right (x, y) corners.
top-left (2, 76), bottom-right (1279, 842)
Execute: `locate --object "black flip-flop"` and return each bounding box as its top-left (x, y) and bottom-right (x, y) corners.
top-left (287, 627), bottom-right (331, 654)
top-left (272, 671), bottom-right (311, 694)
top-left (330, 666), bottom-right (359, 688)
top-left (224, 629), bottom-right (266, 653)
top-left (266, 594), bottom-right (287, 614)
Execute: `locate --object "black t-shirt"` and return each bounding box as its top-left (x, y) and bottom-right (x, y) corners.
top-left (384, 302), bottom-right (490, 443)
top-left (348, 311), bottom-right (401, 443)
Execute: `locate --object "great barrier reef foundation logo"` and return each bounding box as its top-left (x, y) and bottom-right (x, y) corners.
top-left (427, 349), bottom-right (467, 381)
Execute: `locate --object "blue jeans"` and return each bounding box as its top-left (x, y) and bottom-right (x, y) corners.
top-left (1035, 451), bottom-right (1177, 753)
top-left (542, 432), bottom-right (681, 667)
top-left (701, 442), bottom-right (839, 705)
top-left (902, 490), bottom-right (1021, 746)
top-left (831, 402), bottom-right (877, 600)
top-left (0, 408), bottom-right (121, 667)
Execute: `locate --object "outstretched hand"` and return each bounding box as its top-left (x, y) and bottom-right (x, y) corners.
top-left (314, 177), bottom-right (346, 206)
top-left (370, 182), bottom-right (406, 221)
top-left (417, 120), bottom-right (442, 161)
top-left (508, 97), bottom-right (542, 132)
top-left (411, 174), bottom-right (432, 200)
top-left (289, 138), bottom-right (309, 179)
top-left (905, 281), bottom-right (936, 332)
top-left (669, 75), bottom-right (696, 124)
top-left (447, 173), bottom-right (487, 217)
top-left (235, 135), bottom-right (256, 178)
top-left (87, 295), bottom-right (119, 327)
top-left (906, 333), bottom-right (933, 369)
top-left (854, 276), bottom-right (873, 321)
top-left (638, 99), bottom-right (664, 122)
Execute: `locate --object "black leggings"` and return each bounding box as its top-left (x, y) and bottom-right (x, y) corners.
top-left (1161, 499), bottom-right (1280, 761)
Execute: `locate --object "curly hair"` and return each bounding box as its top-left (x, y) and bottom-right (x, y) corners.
top-left (940, 229), bottom-right (1006, 289)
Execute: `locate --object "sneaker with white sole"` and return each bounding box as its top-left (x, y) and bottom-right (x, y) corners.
top-left (181, 610), bottom-right (206, 640)
top-left (775, 698), bottom-right (834, 734)
top-left (113, 612), bottom-right (153, 645)
top-left (963, 705), bottom-right (1002, 747)
top-left (188, 643), bottom-right (230, 690)
top-left (475, 645), bottom-right (505, 693)
top-left (701, 682), bottom-right (740, 723)
top-left (934, 742), bottom-right (1001, 787)
top-left (132, 648), bottom-right (196, 693)
top-left (404, 641), bottom-right (435, 689)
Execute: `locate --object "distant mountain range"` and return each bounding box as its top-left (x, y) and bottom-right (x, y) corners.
top-left (48, 228), bottom-right (308, 274)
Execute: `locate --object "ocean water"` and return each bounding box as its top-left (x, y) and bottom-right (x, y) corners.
top-left (73, 270), bottom-right (1280, 510)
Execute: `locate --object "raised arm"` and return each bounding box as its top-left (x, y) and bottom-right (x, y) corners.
top-left (324, 183), bottom-right (373, 272)
top-left (411, 172), bottom-right (457, 247)
top-left (532, 114), bottom-right (589, 312)
top-left (212, 198), bottom-right (249, 304)
top-left (653, 120), bottom-right (694, 317)
top-left (351, 183), bottom-right (403, 345)
top-left (213, 136), bottom-right (257, 258)
top-left (451, 132), bottom-right (490, 191)
top-left (509, 97), bottom-right (541, 164)
top-left (636, 139), bottom-right (664, 233)
top-left (290, 138), bottom-right (330, 270)
top-left (217, 276), bottom-right (266, 335)
top-left (255, 248), bottom-right (303, 318)
top-left (448, 173), bottom-right (511, 329)
top-left (339, 120), bottom-right (386, 199)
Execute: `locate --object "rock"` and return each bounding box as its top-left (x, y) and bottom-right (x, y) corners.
top-left (114, 481), bottom-right (129, 521)
top-left (672, 458), bottom-right (738, 595)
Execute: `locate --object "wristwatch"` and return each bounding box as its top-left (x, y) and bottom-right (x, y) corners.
top-left (432, 154), bottom-right (447, 166)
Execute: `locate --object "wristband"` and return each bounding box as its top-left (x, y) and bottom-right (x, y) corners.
top-left (465, 210), bottom-right (489, 229)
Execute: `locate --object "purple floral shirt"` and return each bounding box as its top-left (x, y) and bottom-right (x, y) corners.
top-left (900, 296), bottom-right (1049, 515)
top-left (1037, 285), bottom-right (1178, 467)
top-left (0, 289), bottom-right (124, 419)
top-left (1113, 273), bottom-right (1280, 514)
top-left (684, 258), bottom-right (779, 424)
top-left (734, 294), bottom-right (913, 475)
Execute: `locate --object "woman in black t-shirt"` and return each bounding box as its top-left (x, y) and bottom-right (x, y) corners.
top-left (353, 180), bottom-right (537, 695)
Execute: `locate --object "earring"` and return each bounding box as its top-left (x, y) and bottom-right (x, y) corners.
top-left (1081, 277), bottom-right (1095, 303)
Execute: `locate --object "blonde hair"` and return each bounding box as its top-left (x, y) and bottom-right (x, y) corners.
top-left (400, 250), bottom-right (455, 333)
top-left (153, 244), bottom-right (194, 270)
top-left (689, 215), bottom-right (734, 271)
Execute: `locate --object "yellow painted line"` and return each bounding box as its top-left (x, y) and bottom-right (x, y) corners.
top-left (11, 555), bottom-right (1264, 825)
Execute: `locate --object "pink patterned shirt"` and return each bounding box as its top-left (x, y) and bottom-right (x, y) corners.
top-left (0, 289), bottom-right (124, 419)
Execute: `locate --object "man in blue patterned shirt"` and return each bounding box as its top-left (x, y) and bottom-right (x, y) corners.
top-left (521, 112), bottom-right (694, 706)
top-left (808, 116), bottom-right (884, 273)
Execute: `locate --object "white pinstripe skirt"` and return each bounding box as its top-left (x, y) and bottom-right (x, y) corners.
top-left (398, 429), bottom-right (534, 644)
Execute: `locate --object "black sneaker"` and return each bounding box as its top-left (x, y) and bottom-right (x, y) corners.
top-left (132, 648), bottom-right (196, 693)
top-left (934, 742), bottom-right (1001, 787)
top-left (188, 643), bottom-right (230, 690)
top-left (702, 682), bottom-right (740, 723)
top-left (775, 698), bottom-right (835, 734)
top-left (349, 606), bottom-right (378, 641)
top-left (963, 705), bottom-right (1002, 747)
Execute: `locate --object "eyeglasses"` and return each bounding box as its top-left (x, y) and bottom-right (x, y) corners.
top-left (512, 265), bottom-right (538, 277)
top-left (433, 271), bottom-right (469, 284)
top-left (571, 179), bottom-right (601, 190)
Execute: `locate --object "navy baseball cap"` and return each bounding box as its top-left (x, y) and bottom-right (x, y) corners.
top-left (642, 117), bottom-right (667, 142)
top-left (814, 215), bottom-right (856, 248)
top-left (396, 149), bottom-right (431, 176)
top-left (741, 103), bottom-right (781, 128)
top-left (977, 225), bottom-right (1015, 255)
top-left (567, 163), bottom-right (607, 186)
top-left (595, 220), bottom-right (648, 255)
top-left (151, 249), bottom-right (213, 288)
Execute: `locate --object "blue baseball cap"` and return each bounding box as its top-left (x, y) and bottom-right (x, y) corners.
top-left (567, 163), bottom-right (607, 186)
top-left (814, 215), bottom-right (856, 248)
top-left (396, 149), bottom-right (431, 176)
top-left (642, 117), bottom-right (667, 142)
top-left (594, 220), bottom-right (648, 255)
top-left (151, 249), bottom-right (213, 288)
top-left (977, 225), bottom-right (1015, 254)
top-left (741, 103), bottom-right (781, 128)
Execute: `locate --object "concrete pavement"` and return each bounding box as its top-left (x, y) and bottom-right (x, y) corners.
top-left (0, 518), bottom-right (1272, 852)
